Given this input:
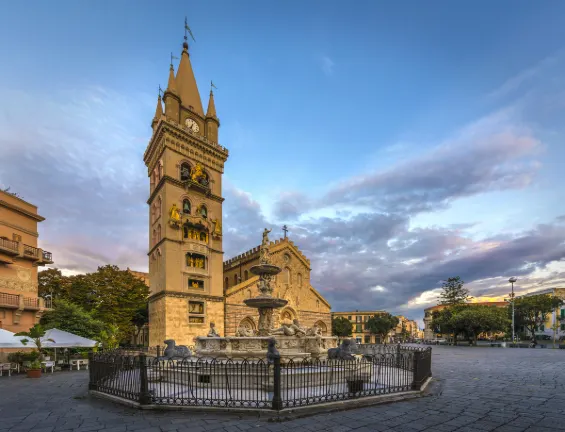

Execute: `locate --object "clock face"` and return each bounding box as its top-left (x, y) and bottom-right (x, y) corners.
top-left (185, 118), bottom-right (200, 133)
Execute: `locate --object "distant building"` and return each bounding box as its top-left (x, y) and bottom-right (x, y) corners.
top-left (0, 189), bottom-right (53, 334)
top-left (423, 301), bottom-right (508, 341)
top-left (393, 315), bottom-right (420, 342)
top-left (517, 288), bottom-right (565, 340)
top-left (331, 310), bottom-right (390, 344)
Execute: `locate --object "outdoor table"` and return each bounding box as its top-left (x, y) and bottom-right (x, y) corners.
top-left (69, 359), bottom-right (89, 370)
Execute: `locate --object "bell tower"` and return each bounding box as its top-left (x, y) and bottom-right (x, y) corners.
top-left (144, 35), bottom-right (229, 347)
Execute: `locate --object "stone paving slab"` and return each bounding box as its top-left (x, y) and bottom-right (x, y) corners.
top-left (1, 347), bottom-right (565, 431)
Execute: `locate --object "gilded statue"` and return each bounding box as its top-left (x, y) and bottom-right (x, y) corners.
top-left (212, 218), bottom-right (222, 236)
top-left (190, 163), bottom-right (206, 184)
top-left (169, 204), bottom-right (181, 223)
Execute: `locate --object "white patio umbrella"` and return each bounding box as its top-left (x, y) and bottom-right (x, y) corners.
top-left (41, 328), bottom-right (98, 348)
top-left (0, 329), bottom-right (29, 348)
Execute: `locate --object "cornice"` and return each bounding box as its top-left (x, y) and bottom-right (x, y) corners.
top-left (144, 120), bottom-right (228, 175)
top-left (149, 290), bottom-right (224, 303)
top-left (0, 221), bottom-right (39, 238)
top-left (0, 200), bottom-right (45, 222)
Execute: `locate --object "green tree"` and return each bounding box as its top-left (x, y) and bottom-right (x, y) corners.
top-left (439, 277), bottom-right (470, 306)
top-left (15, 324), bottom-right (54, 362)
top-left (514, 294), bottom-right (564, 347)
top-left (99, 324), bottom-right (121, 349)
top-left (450, 305), bottom-right (509, 345)
top-left (332, 317), bottom-right (353, 338)
top-left (40, 299), bottom-right (105, 340)
top-left (366, 313), bottom-right (399, 345)
top-left (38, 268), bottom-right (70, 299)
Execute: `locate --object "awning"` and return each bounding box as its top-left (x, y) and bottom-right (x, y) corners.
top-left (41, 328), bottom-right (98, 348)
top-left (0, 329), bottom-right (29, 348)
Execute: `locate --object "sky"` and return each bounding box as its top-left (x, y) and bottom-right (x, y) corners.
top-left (1, 0), bottom-right (565, 326)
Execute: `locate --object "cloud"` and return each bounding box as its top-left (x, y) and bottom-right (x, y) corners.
top-left (0, 85), bottom-right (152, 274)
top-left (273, 110), bottom-right (542, 220)
top-left (321, 56), bottom-right (335, 76)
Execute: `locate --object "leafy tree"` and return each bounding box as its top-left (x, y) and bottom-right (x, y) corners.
top-left (15, 324), bottom-right (54, 362)
top-left (38, 268), bottom-right (70, 299)
top-left (366, 313), bottom-right (399, 345)
top-left (450, 305), bottom-right (509, 345)
top-left (439, 277), bottom-right (470, 306)
top-left (38, 265), bottom-right (150, 342)
top-left (40, 299), bottom-right (105, 340)
top-left (332, 317), bottom-right (353, 338)
top-left (99, 324), bottom-right (120, 349)
top-left (514, 294), bottom-right (564, 346)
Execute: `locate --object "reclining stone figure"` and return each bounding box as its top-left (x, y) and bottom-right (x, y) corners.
top-left (161, 339), bottom-right (192, 360)
top-left (327, 339), bottom-right (356, 360)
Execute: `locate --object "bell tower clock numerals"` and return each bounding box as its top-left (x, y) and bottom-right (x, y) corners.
top-left (185, 118), bottom-right (200, 133)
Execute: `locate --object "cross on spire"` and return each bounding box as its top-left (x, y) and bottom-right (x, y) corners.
top-left (282, 225), bottom-right (288, 238)
top-left (184, 17), bottom-right (196, 43)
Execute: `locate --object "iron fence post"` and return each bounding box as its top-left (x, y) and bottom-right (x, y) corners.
top-left (156, 345), bottom-right (161, 358)
top-left (411, 350), bottom-right (421, 390)
top-left (88, 351), bottom-right (96, 390)
top-left (396, 343), bottom-right (401, 368)
top-left (139, 354), bottom-right (152, 405)
top-left (272, 357), bottom-right (282, 411)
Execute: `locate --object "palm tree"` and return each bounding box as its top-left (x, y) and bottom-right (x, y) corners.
top-left (15, 324), bottom-right (55, 361)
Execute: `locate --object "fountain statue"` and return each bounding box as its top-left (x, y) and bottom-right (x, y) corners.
top-left (194, 229), bottom-right (338, 360)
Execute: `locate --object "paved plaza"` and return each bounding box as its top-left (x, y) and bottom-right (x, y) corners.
top-left (1, 346), bottom-right (564, 432)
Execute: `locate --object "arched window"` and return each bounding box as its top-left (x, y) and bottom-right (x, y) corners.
top-left (244, 270), bottom-right (249, 281)
top-left (283, 267), bottom-right (290, 284)
top-left (152, 229), bottom-right (156, 245)
top-left (224, 277), bottom-right (229, 290)
top-left (156, 225), bottom-right (161, 243)
top-left (247, 289), bottom-right (252, 298)
top-left (316, 300), bottom-right (320, 310)
top-left (180, 162), bottom-right (191, 181)
top-left (157, 196), bottom-right (162, 219)
top-left (198, 204), bottom-right (208, 219)
top-left (199, 231), bottom-right (207, 242)
top-left (182, 199), bottom-right (191, 214)
top-left (158, 160), bottom-right (163, 180)
top-left (151, 203), bottom-right (156, 223)
top-left (297, 273), bottom-right (302, 287)
top-left (234, 274), bottom-right (238, 285)
top-left (150, 171), bottom-right (155, 190)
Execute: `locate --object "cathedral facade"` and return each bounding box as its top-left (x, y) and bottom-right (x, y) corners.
top-left (144, 35), bottom-right (330, 347)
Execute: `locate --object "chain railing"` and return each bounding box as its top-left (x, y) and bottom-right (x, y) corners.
top-left (89, 345), bottom-right (432, 410)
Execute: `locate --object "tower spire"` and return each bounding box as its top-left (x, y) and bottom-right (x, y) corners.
top-left (176, 18), bottom-right (204, 116)
top-left (152, 92), bottom-right (163, 129)
top-left (166, 61), bottom-right (178, 95)
top-left (206, 81), bottom-right (217, 118)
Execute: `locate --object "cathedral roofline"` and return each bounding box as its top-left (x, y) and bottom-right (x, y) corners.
top-left (223, 237), bottom-right (311, 269)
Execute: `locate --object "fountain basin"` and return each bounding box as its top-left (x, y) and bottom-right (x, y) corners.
top-left (243, 297), bottom-right (289, 309)
top-left (249, 263), bottom-right (281, 276)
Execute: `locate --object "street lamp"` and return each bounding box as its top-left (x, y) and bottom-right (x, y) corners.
top-left (509, 277), bottom-right (517, 344)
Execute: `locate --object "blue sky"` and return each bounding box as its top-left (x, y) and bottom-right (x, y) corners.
top-left (1, 1), bottom-right (565, 325)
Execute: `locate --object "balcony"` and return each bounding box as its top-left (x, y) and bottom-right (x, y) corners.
top-left (0, 292), bottom-right (52, 310)
top-left (0, 238), bottom-right (19, 256)
top-left (20, 244), bottom-right (53, 266)
top-left (42, 250), bottom-right (53, 264)
top-left (23, 244), bottom-right (39, 259)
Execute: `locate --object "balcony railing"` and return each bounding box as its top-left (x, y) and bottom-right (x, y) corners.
top-left (23, 297), bottom-right (40, 308)
top-left (0, 238), bottom-right (19, 254)
top-left (0, 292), bottom-right (19, 307)
top-left (23, 244), bottom-right (39, 259)
top-left (42, 250), bottom-right (53, 262)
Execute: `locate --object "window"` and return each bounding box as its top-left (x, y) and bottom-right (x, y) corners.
top-left (283, 267), bottom-right (290, 284)
top-left (561, 324), bottom-right (565, 331)
top-left (356, 316), bottom-right (361, 323)
top-left (12, 234), bottom-right (21, 243)
top-left (224, 277), bottom-right (229, 290)
top-left (188, 301), bottom-right (205, 324)
top-left (180, 163), bottom-right (191, 181)
top-left (158, 160), bottom-right (163, 180)
top-left (540, 325), bottom-right (545, 331)
top-left (561, 309), bottom-right (565, 319)
top-left (355, 338), bottom-right (362, 344)
top-left (356, 324), bottom-right (362, 332)
top-left (297, 273), bottom-right (302, 287)
top-left (198, 204), bottom-right (208, 219)
top-left (151, 203), bottom-right (156, 222)
top-left (234, 274), bottom-right (239, 285)
top-left (316, 300), bottom-right (320, 309)
top-left (348, 316), bottom-right (352, 321)
top-left (152, 229), bottom-right (157, 245)
top-left (364, 316), bottom-right (368, 322)
top-left (156, 225), bottom-right (161, 243)
top-left (183, 199), bottom-right (191, 214)
top-left (188, 279), bottom-right (204, 290)
top-left (186, 253), bottom-right (206, 269)
top-left (244, 270), bottom-right (249, 281)
top-left (364, 335), bottom-right (370, 344)
top-left (156, 196), bottom-right (162, 219)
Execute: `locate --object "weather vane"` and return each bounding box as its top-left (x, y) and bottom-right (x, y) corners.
top-left (210, 80), bottom-right (218, 92)
top-left (170, 52), bottom-right (179, 67)
top-left (158, 85), bottom-right (164, 97)
top-left (184, 17), bottom-right (196, 43)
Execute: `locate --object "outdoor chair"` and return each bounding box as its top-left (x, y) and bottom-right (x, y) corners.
top-left (0, 363), bottom-right (11, 377)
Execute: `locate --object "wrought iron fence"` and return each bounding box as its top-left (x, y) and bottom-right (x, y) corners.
top-left (89, 346), bottom-right (432, 410)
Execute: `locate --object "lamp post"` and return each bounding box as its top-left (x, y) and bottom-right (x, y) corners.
top-left (509, 277), bottom-right (517, 344)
